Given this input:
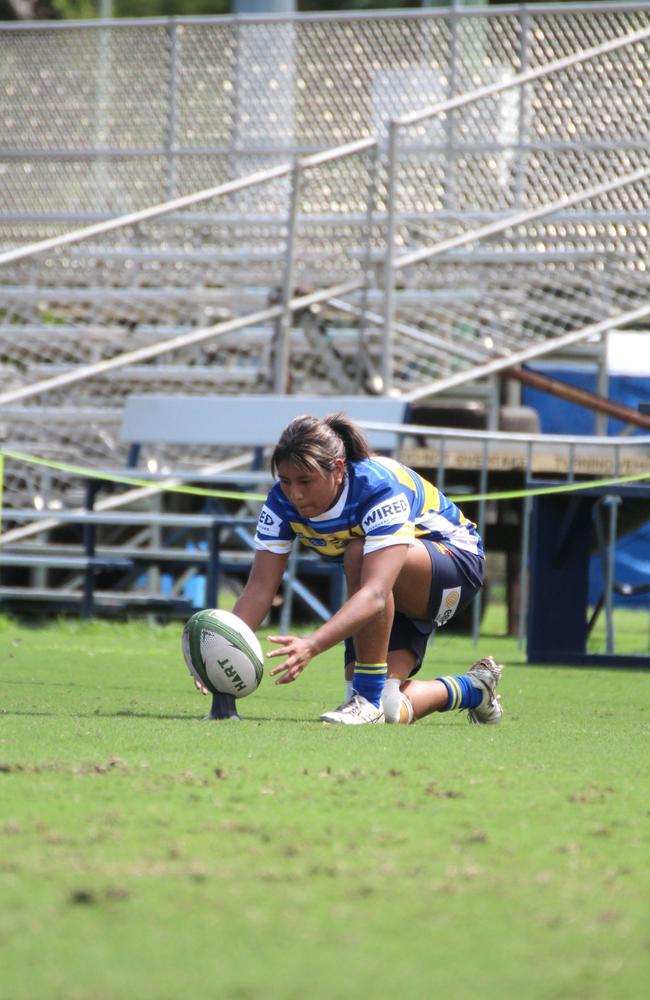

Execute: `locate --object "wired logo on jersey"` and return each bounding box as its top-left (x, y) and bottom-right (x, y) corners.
top-left (361, 493), bottom-right (409, 533)
top-left (435, 587), bottom-right (461, 627)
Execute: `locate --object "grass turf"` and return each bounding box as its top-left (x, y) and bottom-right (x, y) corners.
top-left (1, 609), bottom-right (649, 1000)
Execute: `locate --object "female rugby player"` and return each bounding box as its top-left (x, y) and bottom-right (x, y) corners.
top-left (198, 413), bottom-right (503, 725)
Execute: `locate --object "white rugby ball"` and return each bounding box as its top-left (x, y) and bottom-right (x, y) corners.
top-left (182, 609), bottom-right (264, 699)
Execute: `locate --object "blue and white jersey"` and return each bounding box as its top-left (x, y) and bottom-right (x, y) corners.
top-left (254, 456), bottom-right (483, 560)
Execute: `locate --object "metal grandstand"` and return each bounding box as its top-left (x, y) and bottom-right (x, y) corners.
top-left (1, 4), bottom-right (650, 628)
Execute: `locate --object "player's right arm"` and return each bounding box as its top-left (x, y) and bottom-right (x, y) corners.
top-left (233, 548), bottom-right (289, 632)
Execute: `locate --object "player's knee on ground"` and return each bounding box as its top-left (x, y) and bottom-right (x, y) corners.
top-left (382, 678), bottom-right (414, 724)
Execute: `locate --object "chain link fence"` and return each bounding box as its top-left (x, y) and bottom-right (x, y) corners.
top-left (2, 5), bottom-right (649, 224)
top-left (379, 24), bottom-right (650, 395)
top-left (1, 5), bottom-right (650, 509)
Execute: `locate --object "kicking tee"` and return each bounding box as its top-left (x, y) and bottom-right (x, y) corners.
top-left (254, 456), bottom-right (483, 560)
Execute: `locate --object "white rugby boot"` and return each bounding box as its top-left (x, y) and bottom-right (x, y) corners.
top-left (320, 694), bottom-right (385, 725)
top-left (466, 656), bottom-right (504, 725)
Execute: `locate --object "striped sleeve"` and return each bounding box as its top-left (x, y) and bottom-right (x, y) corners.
top-left (254, 494), bottom-right (294, 555)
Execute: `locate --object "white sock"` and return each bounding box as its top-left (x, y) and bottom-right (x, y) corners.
top-left (345, 679), bottom-right (354, 702)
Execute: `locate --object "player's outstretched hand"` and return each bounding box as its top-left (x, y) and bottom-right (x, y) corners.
top-left (267, 634), bottom-right (315, 684)
top-left (194, 678), bottom-right (209, 695)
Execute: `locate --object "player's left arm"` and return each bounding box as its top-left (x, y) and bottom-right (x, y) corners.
top-left (267, 543), bottom-right (409, 684)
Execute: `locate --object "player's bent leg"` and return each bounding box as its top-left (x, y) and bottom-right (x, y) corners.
top-left (400, 657), bottom-right (505, 724)
top-left (391, 539), bottom-right (436, 621)
top-left (382, 649), bottom-right (417, 724)
top-left (382, 680), bottom-right (414, 724)
top-left (333, 539), bottom-right (393, 719)
top-left (399, 677), bottom-right (450, 721)
top-left (330, 652), bottom-right (505, 726)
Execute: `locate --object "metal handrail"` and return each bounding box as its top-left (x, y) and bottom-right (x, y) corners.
top-left (392, 23), bottom-right (650, 130)
top-left (0, 163), bottom-right (293, 268)
top-left (358, 420), bottom-right (650, 450)
top-left (5, 19), bottom-right (647, 272)
top-left (2, 16), bottom-right (648, 407)
top-left (380, 22), bottom-right (650, 385)
top-left (402, 302), bottom-right (650, 404)
top-left (393, 165), bottom-right (650, 272)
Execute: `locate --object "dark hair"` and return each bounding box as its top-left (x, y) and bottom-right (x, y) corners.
top-left (271, 412), bottom-right (371, 475)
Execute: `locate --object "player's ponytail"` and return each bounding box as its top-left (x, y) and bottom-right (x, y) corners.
top-left (324, 413), bottom-right (371, 462)
top-left (271, 412), bottom-right (371, 474)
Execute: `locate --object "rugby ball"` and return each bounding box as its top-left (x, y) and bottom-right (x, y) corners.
top-left (182, 609), bottom-right (264, 699)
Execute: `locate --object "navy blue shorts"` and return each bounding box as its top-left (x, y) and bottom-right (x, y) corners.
top-left (344, 540), bottom-right (484, 676)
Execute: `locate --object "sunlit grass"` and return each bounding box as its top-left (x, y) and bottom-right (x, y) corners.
top-left (1, 611), bottom-right (649, 1000)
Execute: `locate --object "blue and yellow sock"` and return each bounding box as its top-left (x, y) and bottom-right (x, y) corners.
top-left (352, 662), bottom-right (387, 708)
top-left (436, 673), bottom-right (483, 712)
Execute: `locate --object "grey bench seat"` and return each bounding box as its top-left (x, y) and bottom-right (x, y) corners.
top-left (120, 394), bottom-right (407, 452)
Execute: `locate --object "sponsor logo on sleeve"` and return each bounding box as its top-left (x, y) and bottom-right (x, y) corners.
top-left (434, 587), bottom-right (461, 627)
top-left (361, 492), bottom-right (410, 533)
top-left (257, 504), bottom-right (283, 538)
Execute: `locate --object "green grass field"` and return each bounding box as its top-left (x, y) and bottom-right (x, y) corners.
top-left (1, 608), bottom-right (649, 1000)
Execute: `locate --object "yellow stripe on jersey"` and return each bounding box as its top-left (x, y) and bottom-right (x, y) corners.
top-left (421, 478), bottom-right (442, 513)
top-left (374, 456), bottom-right (442, 514)
top-left (289, 521), bottom-right (358, 557)
top-left (363, 523), bottom-right (415, 554)
top-left (255, 537), bottom-right (292, 555)
top-left (374, 456), bottom-right (419, 491)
